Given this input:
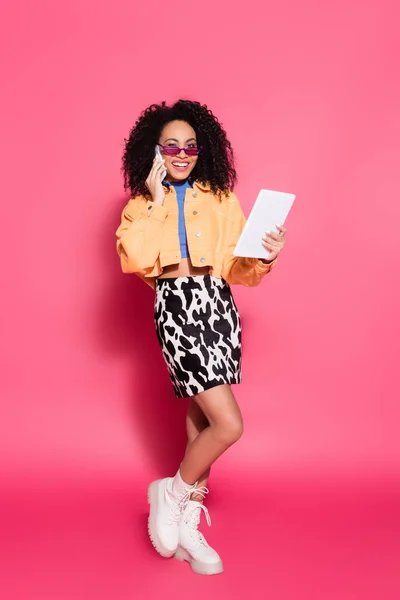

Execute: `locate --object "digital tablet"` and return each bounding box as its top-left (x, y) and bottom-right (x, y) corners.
top-left (233, 189), bottom-right (295, 259)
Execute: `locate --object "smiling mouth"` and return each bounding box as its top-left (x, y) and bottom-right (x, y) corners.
top-left (172, 162), bottom-right (190, 168)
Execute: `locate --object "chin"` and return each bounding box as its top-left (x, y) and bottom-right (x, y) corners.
top-left (167, 168), bottom-right (195, 181)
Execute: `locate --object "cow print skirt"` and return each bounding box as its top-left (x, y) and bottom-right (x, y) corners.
top-left (154, 274), bottom-right (242, 398)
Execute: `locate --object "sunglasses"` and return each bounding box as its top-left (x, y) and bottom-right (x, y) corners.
top-left (157, 143), bottom-right (203, 157)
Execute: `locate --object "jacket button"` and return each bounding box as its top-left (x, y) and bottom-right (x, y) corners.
top-left (200, 257), bottom-right (205, 263)
top-left (193, 210), bottom-right (198, 215)
top-left (192, 192), bottom-right (197, 197)
top-left (196, 232), bottom-right (201, 237)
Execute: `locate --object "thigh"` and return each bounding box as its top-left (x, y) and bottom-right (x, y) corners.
top-left (193, 385), bottom-right (243, 429)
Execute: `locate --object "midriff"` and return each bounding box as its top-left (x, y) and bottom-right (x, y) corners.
top-left (158, 258), bottom-right (209, 279)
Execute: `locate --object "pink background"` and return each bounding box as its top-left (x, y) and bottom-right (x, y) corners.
top-left (0, 1), bottom-right (399, 598)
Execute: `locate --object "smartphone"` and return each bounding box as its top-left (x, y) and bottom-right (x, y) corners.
top-left (155, 145), bottom-right (163, 161)
top-left (155, 145), bottom-right (167, 181)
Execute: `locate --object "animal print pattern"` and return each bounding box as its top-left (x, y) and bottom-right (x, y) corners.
top-left (154, 275), bottom-right (242, 398)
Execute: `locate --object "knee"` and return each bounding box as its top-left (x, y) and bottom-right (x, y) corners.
top-left (215, 416), bottom-right (244, 447)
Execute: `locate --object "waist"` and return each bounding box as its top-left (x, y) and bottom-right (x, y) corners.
top-left (158, 257), bottom-right (209, 279)
top-left (156, 273), bottom-right (227, 291)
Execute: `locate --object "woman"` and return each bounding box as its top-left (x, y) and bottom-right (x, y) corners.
top-left (116, 99), bottom-right (286, 575)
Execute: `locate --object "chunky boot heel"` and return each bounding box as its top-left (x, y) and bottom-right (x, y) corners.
top-left (174, 546), bottom-right (189, 562)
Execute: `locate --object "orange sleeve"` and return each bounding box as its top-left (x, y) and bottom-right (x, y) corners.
top-left (116, 198), bottom-right (168, 277)
top-left (221, 194), bottom-right (278, 287)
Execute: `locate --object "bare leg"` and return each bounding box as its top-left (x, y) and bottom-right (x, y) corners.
top-left (180, 385), bottom-right (243, 486)
top-left (185, 398), bottom-right (210, 501)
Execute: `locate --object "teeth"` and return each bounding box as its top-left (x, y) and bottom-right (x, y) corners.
top-left (173, 162), bottom-right (188, 167)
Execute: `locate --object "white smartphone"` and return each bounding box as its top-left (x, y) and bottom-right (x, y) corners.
top-left (155, 145), bottom-right (167, 181)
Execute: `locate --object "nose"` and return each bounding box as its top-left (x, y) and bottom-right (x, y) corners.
top-left (177, 149), bottom-right (188, 158)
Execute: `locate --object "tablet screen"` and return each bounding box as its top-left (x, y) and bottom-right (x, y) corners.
top-left (233, 189), bottom-right (295, 259)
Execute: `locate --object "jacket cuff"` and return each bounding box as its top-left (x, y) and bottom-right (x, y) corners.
top-left (246, 256), bottom-right (278, 274)
top-left (139, 201), bottom-right (168, 222)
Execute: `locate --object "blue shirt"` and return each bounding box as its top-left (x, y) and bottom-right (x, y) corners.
top-left (165, 179), bottom-right (192, 259)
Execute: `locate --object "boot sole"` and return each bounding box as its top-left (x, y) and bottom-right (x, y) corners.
top-left (175, 545), bottom-right (224, 575)
top-left (147, 480), bottom-right (175, 558)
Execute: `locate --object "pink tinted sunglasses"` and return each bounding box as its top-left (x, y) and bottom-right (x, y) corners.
top-left (157, 143), bottom-right (203, 157)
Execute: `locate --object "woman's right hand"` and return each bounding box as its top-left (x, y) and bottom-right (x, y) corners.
top-left (145, 158), bottom-right (167, 205)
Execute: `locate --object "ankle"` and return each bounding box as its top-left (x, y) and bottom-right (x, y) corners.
top-left (170, 468), bottom-right (197, 500)
top-left (190, 494), bottom-right (204, 503)
top-left (178, 466), bottom-right (197, 488)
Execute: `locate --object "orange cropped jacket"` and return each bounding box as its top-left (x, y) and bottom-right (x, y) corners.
top-left (116, 180), bottom-right (278, 290)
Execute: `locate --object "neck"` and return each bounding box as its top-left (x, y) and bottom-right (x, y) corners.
top-left (165, 177), bottom-right (191, 187)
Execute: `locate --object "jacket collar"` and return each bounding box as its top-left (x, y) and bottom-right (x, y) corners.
top-left (162, 178), bottom-right (211, 192)
top-left (193, 180), bottom-right (211, 192)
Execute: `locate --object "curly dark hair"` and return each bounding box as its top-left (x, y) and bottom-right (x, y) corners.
top-left (122, 99), bottom-right (237, 198)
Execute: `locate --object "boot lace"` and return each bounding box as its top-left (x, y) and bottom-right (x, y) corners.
top-left (169, 485), bottom-right (208, 524)
top-left (185, 498), bottom-right (212, 547)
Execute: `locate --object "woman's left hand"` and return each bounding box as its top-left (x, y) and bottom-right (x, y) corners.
top-left (261, 225), bottom-right (286, 262)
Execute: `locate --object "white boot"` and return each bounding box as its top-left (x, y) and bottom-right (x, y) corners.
top-left (175, 499), bottom-right (224, 575)
top-left (147, 470), bottom-right (196, 558)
